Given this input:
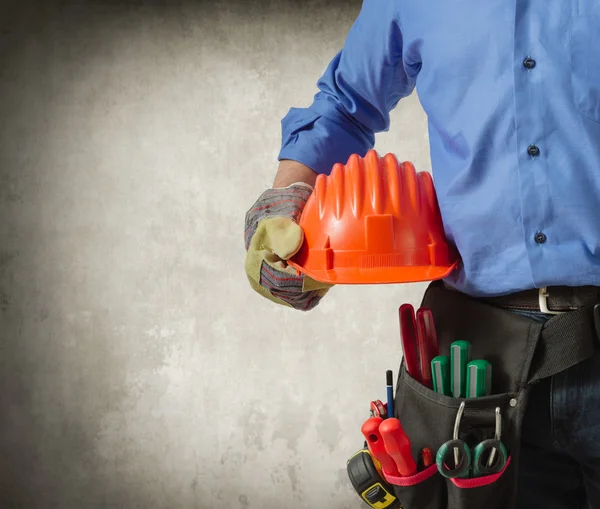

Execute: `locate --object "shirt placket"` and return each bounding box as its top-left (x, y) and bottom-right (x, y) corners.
top-left (512, 0), bottom-right (553, 286)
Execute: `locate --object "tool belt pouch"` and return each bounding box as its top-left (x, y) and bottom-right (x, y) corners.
top-left (385, 281), bottom-right (598, 509)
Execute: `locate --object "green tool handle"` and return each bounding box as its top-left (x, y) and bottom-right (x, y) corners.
top-left (472, 440), bottom-right (508, 477)
top-left (466, 359), bottom-right (492, 398)
top-left (431, 356), bottom-right (451, 396)
top-left (450, 341), bottom-right (472, 398)
top-left (436, 439), bottom-right (471, 478)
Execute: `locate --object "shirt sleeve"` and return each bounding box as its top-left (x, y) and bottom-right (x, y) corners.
top-left (278, 0), bottom-right (418, 175)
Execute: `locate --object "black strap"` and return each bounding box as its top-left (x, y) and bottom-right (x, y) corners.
top-left (423, 281), bottom-right (600, 388)
top-left (528, 305), bottom-right (598, 383)
top-left (479, 285), bottom-right (600, 312)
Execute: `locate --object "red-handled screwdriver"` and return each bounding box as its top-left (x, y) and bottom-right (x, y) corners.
top-left (379, 418), bottom-right (417, 477)
top-left (416, 307), bottom-right (439, 390)
top-left (399, 304), bottom-right (421, 383)
top-left (361, 417), bottom-right (400, 477)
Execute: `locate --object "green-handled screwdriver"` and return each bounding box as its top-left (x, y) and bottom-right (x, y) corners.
top-left (466, 360), bottom-right (492, 398)
top-left (450, 341), bottom-right (472, 398)
top-left (432, 356), bottom-right (451, 396)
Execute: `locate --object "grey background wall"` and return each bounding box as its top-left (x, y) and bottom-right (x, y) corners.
top-left (0, 1), bottom-right (431, 508)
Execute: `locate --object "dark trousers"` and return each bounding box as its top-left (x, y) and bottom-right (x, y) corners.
top-left (514, 310), bottom-right (600, 509)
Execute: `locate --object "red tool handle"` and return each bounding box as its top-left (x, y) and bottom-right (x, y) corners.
top-left (379, 418), bottom-right (417, 476)
top-left (361, 417), bottom-right (400, 477)
top-left (416, 307), bottom-right (439, 389)
top-left (421, 447), bottom-right (434, 468)
top-left (399, 304), bottom-right (421, 383)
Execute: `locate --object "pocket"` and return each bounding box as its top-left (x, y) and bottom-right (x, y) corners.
top-left (446, 456), bottom-right (514, 507)
top-left (570, 15), bottom-right (600, 122)
top-left (394, 365), bottom-right (522, 509)
top-left (395, 364), bottom-right (521, 454)
top-left (384, 464), bottom-right (446, 509)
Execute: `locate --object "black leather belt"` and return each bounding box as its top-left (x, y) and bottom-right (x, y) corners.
top-left (444, 283), bottom-right (600, 313)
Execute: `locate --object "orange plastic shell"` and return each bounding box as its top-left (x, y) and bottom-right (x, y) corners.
top-left (287, 150), bottom-right (459, 284)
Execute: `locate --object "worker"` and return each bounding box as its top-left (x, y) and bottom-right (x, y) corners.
top-left (244, 1), bottom-right (600, 507)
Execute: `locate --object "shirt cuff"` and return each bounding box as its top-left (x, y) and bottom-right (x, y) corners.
top-left (278, 106), bottom-right (374, 175)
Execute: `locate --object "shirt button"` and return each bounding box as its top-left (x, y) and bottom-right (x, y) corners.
top-left (523, 57), bottom-right (536, 69)
top-left (534, 232), bottom-right (547, 244)
top-left (528, 145), bottom-right (540, 157)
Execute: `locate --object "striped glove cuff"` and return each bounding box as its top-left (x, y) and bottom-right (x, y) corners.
top-left (244, 183), bottom-right (313, 251)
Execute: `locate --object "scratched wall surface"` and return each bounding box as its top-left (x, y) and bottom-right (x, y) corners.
top-left (0, 1), bottom-right (431, 508)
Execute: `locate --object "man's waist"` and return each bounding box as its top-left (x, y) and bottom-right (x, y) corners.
top-left (444, 283), bottom-right (600, 313)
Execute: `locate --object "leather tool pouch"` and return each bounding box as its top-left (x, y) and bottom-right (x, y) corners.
top-left (382, 281), bottom-right (599, 509)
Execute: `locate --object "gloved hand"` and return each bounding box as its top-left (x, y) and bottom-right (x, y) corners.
top-left (244, 183), bottom-right (333, 311)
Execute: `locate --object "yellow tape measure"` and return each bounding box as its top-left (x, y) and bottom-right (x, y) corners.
top-left (347, 449), bottom-right (402, 509)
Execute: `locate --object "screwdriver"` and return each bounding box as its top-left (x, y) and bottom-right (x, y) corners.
top-left (399, 304), bottom-right (421, 383)
top-left (361, 417), bottom-right (400, 477)
top-left (431, 356), bottom-right (451, 396)
top-left (416, 307), bottom-right (439, 390)
top-left (466, 360), bottom-right (492, 398)
top-left (450, 341), bottom-right (472, 398)
top-left (379, 418), bottom-right (417, 477)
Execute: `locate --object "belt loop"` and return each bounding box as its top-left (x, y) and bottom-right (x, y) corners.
top-left (538, 287), bottom-right (565, 315)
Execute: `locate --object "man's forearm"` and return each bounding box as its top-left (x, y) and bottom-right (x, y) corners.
top-left (273, 160), bottom-right (318, 189)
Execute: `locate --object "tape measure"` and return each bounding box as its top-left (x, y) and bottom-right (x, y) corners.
top-left (347, 448), bottom-right (402, 509)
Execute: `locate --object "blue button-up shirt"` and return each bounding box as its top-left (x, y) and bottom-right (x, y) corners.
top-left (278, 0), bottom-right (600, 297)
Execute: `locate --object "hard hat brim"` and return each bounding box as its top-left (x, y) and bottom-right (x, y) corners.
top-left (287, 259), bottom-right (459, 285)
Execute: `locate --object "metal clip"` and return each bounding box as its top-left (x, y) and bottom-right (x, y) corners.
top-left (453, 401), bottom-right (465, 467)
top-left (487, 407), bottom-right (502, 467)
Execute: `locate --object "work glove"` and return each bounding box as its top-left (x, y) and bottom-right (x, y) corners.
top-left (244, 183), bottom-right (333, 311)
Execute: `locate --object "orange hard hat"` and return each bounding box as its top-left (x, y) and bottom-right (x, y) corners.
top-left (288, 150), bottom-right (460, 284)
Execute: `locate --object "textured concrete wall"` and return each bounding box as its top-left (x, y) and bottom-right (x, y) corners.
top-left (0, 1), bottom-right (431, 508)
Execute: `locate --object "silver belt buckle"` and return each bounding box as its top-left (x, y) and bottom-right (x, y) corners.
top-left (538, 287), bottom-right (565, 315)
